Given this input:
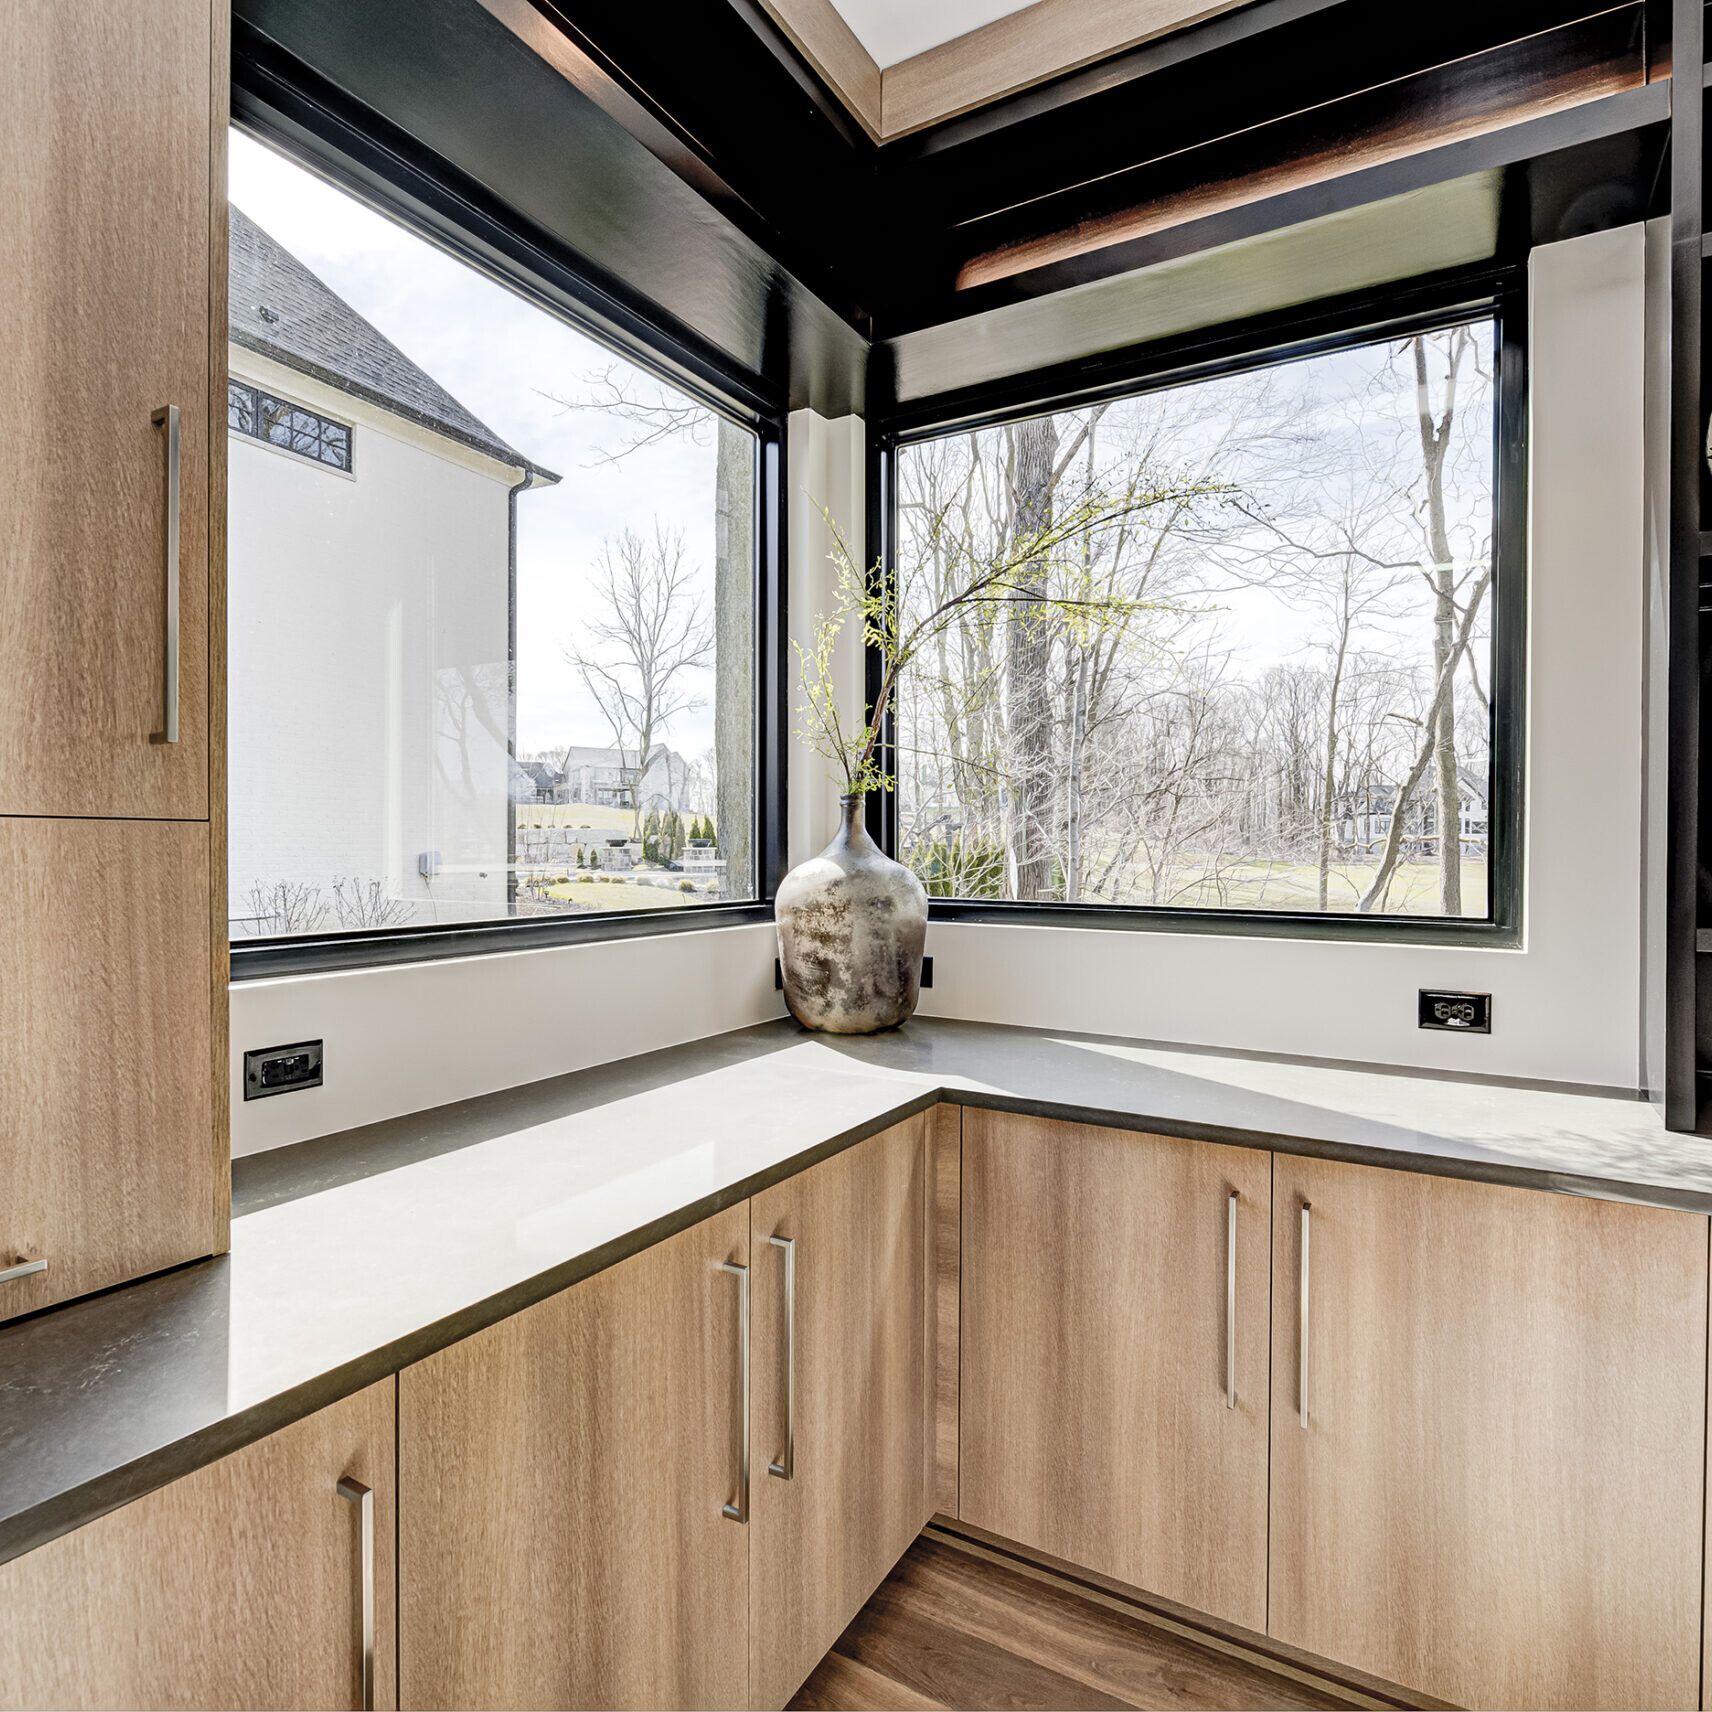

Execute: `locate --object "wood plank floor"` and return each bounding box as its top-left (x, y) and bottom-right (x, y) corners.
top-left (788, 1534), bottom-right (1361, 1711)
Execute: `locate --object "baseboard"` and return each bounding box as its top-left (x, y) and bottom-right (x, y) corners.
top-left (923, 1518), bottom-right (1454, 1712)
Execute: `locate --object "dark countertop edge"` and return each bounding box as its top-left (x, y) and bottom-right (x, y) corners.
top-left (0, 1088), bottom-right (941, 1570)
top-left (4, 1073), bottom-right (1705, 1570)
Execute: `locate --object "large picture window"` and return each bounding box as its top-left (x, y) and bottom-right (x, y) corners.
top-left (226, 130), bottom-right (763, 962)
top-left (889, 307), bottom-right (1518, 933)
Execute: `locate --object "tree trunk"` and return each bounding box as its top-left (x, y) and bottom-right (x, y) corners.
top-left (1415, 336), bottom-right (1462, 916)
top-left (1007, 416), bottom-right (1058, 900)
top-left (714, 421), bottom-right (753, 899)
top-left (1318, 620), bottom-right (1349, 912)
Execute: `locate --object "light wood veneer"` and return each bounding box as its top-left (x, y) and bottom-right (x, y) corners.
top-left (0, 1381), bottom-right (396, 1711)
top-left (0, 817), bottom-right (217, 1319)
top-left (399, 1206), bottom-right (752, 1710)
top-left (959, 1111), bottom-right (1272, 1633)
top-left (748, 1115), bottom-right (936, 1709)
top-left (1268, 1155), bottom-right (1707, 1711)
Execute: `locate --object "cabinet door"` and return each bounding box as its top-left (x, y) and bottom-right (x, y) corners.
top-left (0, 1380), bottom-right (396, 1710)
top-left (399, 1206), bottom-right (751, 1711)
top-left (960, 1112), bottom-right (1272, 1632)
top-left (1270, 1156), bottom-right (1706, 1711)
top-left (748, 1116), bottom-right (934, 1711)
top-left (0, 817), bottom-right (219, 1322)
top-left (0, 0), bottom-right (214, 818)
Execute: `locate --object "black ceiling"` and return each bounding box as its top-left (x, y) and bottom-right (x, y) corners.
top-left (233, 0), bottom-right (1670, 419)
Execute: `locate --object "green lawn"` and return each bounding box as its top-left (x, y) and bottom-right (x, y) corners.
top-left (542, 877), bottom-right (701, 911)
top-left (516, 801), bottom-right (636, 833)
top-left (1146, 857), bottom-right (1487, 916)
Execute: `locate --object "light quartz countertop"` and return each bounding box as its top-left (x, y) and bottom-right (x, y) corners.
top-left (1, 1015), bottom-right (1705, 1567)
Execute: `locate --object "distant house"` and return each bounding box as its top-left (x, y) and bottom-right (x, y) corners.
top-left (517, 745), bottom-right (696, 814)
top-left (1334, 767), bottom-right (1488, 863)
top-left (226, 206), bottom-right (558, 934)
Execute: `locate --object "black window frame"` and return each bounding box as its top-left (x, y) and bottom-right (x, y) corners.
top-left (866, 263), bottom-right (1527, 948)
top-left (228, 378), bottom-right (354, 471)
top-left (225, 105), bottom-right (789, 981)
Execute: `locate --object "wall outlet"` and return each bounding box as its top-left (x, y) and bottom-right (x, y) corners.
top-left (243, 1039), bottom-right (324, 1100)
top-left (1418, 990), bottom-right (1491, 1034)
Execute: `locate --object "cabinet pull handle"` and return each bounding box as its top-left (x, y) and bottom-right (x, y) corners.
top-left (1299, 1202), bottom-right (1312, 1429)
top-left (0, 1258), bottom-right (47, 1286)
top-left (768, 1234), bottom-right (795, 1479)
top-left (1226, 1191), bottom-right (1238, 1409)
top-left (719, 1260), bottom-right (750, 1522)
top-left (150, 405), bottom-right (180, 745)
top-left (336, 1476), bottom-right (374, 1712)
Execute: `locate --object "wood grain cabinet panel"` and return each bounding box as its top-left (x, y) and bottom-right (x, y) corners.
top-left (0, 0), bottom-right (215, 818)
top-left (0, 1380), bottom-right (396, 1711)
top-left (399, 1207), bottom-right (751, 1711)
top-left (1269, 1156), bottom-right (1707, 1711)
top-left (0, 817), bottom-right (219, 1321)
top-left (748, 1116), bottom-right (935, 1710)
top-left (959, 1111), bottom-right (1272, 1632)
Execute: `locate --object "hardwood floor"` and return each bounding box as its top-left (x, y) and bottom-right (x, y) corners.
top-left (789, 1533), bottom-right (1363, 1711)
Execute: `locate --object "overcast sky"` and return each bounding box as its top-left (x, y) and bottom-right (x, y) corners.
top-left (230, 127), bottom-right (727, 762)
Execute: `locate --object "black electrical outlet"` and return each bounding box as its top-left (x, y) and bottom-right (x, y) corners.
top-left (244, 1039), bottom-right (323, 1100)
top-left (1418, 990), bottom-right (1491, 1034)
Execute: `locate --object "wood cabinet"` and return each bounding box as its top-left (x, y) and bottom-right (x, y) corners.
top-left (399, 1207), bottom-right (752, 1711)
top-left (959, 1111), bottom-right (1272, 1632)
top-left (0, 818), bottom-right (222, 1318)
top-left (747, 1115), bottom-right (935, 1710)
top-left (0, 0), bottom-right (218, 819)
top-left (0, 0), bottom-right (227, 1324)
top-left (0, 1380), bottom-right (395, 1711)
top-left (1268, 1156), bottom-right (1707, 1711)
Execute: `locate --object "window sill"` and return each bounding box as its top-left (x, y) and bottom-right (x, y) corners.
top-left (924, 897), bottom-right (1521, 949)
top-left (229, 899), bottom-right (777, 980)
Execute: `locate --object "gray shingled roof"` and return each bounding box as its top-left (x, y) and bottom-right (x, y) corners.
top-left (228, 205), bottom-right (558, 483)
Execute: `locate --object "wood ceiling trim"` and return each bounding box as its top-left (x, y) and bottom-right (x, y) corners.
top-left (756, 0), bottom-right (882, 138)
top-left (754, 0), bottom-right (1249, 142)
top-left (880, 0), bottom-right (1250, 138)
top-left (957, 32), bottom-right (1650, 290)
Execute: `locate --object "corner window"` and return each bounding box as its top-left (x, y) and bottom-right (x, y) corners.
top-left (889, 307), bottom-right (1518, 935)
top-left (226, 129), bottom-right (763, 962)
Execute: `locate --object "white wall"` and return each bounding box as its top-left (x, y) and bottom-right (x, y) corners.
top-left (231, 922), bottom-right (784, 1154)
top-left (786, 411), bottom-right (867, 868)
top-left (228, 350), bottom-right (519, 935)
top-left (914, 225), bottom-right (1653, 1092)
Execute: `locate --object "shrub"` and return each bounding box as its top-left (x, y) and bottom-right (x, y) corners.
top-left (678, 879), bottom-right (696, 892)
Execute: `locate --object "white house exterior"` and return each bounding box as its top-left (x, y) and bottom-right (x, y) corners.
top-left (226, 207), bottom-right (557, 935)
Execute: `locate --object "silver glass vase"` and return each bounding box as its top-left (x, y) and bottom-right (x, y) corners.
top-left (775, 793), bottom-right (928, 1034)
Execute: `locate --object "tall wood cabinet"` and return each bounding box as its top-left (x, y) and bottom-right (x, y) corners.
top-left (1268, 1156), bottom-right (1707, 1711)
top-left (0, 0), bottom-right (227, 1320)
top-left (748, 1114), bottom-right (934, 1709)
top-left (0, 1381), bottom-right (395, 1712)
top-left (959, 1111), bottom-right (1273, 1632)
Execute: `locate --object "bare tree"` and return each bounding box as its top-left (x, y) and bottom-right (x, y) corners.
top-left (567, 525), bottom-right (714, 837)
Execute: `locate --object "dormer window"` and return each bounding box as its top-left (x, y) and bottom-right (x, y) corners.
top-left (227, 379), bottom-right (352, 471)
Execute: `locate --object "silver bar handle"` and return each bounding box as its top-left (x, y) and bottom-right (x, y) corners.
top-left (1299, 1202), bottom-right (1312, 1429)
top-left (719, 1260), bottom-right (750, 1522)
top-left (336, 1476), bottom-right (375, 1712)
top-left (150, 405), bottom-right (180, 745)
top-left (768, 1235), bottom-right (795, 1479)
top-left (1225, 1192), bottom-right (1238, 1410)
top-left (0, 1257), bottom-right (47, 1286)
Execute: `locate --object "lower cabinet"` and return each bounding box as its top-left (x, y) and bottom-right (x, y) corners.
top-left (398, 1116), bottom-right (934, 1711)
top-left (1268, 1155), bottom-right (1707, 1711)
top-left (0, 1380), bottom-right (396, 1711)
top-left (959, 1111), bottom-right (1273, 1631)
top-left (398, 1204), bottom-right (752, 1711)
top-left (748, 1113), bottom-right (934, 1709)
